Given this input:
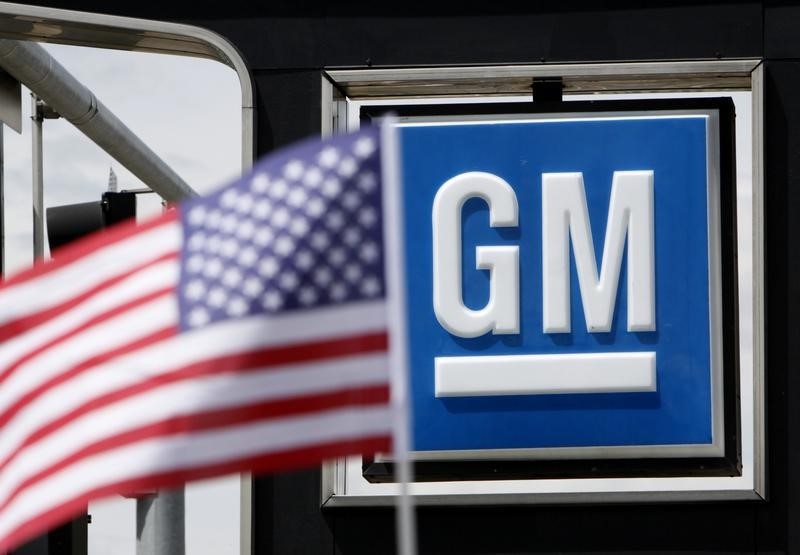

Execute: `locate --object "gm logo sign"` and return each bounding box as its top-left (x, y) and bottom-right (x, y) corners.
top-left (385, 100), bottom-right (739, 469)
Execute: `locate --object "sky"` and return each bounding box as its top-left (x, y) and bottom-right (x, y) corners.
top-left (1, 42), bottom-right (243, 554)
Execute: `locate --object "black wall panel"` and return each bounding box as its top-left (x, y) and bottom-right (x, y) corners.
top-left (764, 60), bottom-right (800, 555)
top-left (15, 3), bottom-right (764, 69)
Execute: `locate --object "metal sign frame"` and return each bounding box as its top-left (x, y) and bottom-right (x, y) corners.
top-left (321, 59), bottom-right (765, 505)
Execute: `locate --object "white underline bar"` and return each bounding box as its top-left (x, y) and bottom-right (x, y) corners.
top-left (435, 352), bottom-right (656, 397)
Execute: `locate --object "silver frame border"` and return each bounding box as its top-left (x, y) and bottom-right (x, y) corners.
top-left (321, 59), bottom-right (765, 506)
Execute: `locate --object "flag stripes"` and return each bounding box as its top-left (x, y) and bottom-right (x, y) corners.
top-left (0, 214), bottom-right (180, 334)
top-left (0, 411), bottom-right (391, 551)
top-left (0, 256), bottom-right (178, 372)
top-left (0, 339), bottom-right (389, 502)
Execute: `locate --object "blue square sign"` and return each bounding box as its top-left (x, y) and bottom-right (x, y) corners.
top-left (385, 102), bottom-right (737, 462)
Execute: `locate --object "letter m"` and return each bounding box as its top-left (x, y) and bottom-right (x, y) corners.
top-left (542, 171), bottom-right (655, 333)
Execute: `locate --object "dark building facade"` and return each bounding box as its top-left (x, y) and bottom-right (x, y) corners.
top-left (7, 2), bottom-right (800, 553)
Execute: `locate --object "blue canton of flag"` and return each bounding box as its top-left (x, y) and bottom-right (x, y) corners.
top-left (179, 126), bottom-right (385, 328)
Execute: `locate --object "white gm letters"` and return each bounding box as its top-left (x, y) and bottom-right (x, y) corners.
top-left (542, 171), bottom-right (655, 333)
top-left (432, 172), bottom-right (520, 338)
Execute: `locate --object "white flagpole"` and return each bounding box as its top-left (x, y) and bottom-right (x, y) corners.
top-left (380, 116), bottom-right (418, 555)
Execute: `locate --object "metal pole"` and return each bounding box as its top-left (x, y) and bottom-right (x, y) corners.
top-left (0, 39), bottom-right (195, 202)
top-left (136, 491), bottom-right (184, 555)
top-left (30, 94), bottom-right (43, 260)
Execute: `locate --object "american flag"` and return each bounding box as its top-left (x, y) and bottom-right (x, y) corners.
top-left (0, 125), bottom-right (393, 551)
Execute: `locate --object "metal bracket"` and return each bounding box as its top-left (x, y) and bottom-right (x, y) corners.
top-left (531, 77), bottom-right (563, 103)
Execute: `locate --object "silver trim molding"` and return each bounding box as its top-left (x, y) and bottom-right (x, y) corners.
top-left (322, 59), bottom-right (765, 506)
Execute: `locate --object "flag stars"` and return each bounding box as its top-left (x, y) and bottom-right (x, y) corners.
top-left (318, 147), bottom-right (339, 168)
top-left (237, 246), bottom-right (259, 267)
top-left (269, 180), bottom-right (288, 200)
top-left (220, 189), bottom-right (238, 209)
top-left (187, 232), bottom-right (206, 251)
top-left (236, 194), bottom-right (254, 214)
top-left (187, 307), bottom-right (210, 328)
top-left (242, 276), bottom-right (264, 298)
top-left (220, 238), bottom-right (240, 258)
top-left (360, 241), bottom-right (379, 263)
top-left (289, 217), bottom-right (309, 237)
top-left (222, 267), bottom-right (244, 288)
top-left (203, 258), bottom-right (224, 279)
top-left (271, 207), bottom-right (291, 228)
top-left (342, 191), bottom-right (361, 211)
top-left (262, 291), bottom-right (283, 311)
top-left (329, 282), bottom-right (348, 301)
top-left (279, 271), bottom-right (299, 291)
top-left (338, 157), bottom-right (357, 178)
top-left (358, 207), bottom-right (378, 228)
top-left (361, 276), bottom-right (381, 297)
top-left (325, 210), bottom-right (345, 231)
top-left (253, 200), bottom-right (272, 220)
top-left (226, 296), bottom-right (249, 317)
top-left (287, 188), bottom-right (307, 208)
top-left (274, 235), bottom-right (295, 256)
top-left (353, 136), bottom-right (376, 158)
top-left (310, 230), bottom-right (330, 251)
top-left (206, 210), bottom-right (222, 229)
top-left (343, 227), bottom-right (361, 247)
top-left (313, 266), bottom-right (333, 287)
top-left (187, 206), bottom-right (206, 226)
top-left (253, 227), bottom-right (275, 247)
top-left (250, 173), bottom-right (270, 193)
top-left (295, 249), bottom-right (314, 271)
top-left (186, 254), bottom-right (205, 273)
top-left (343, 263), bottom-right (363, 283)
top-left (322, 177), bottom-right (342, 198)
top-left (298, 286), bottom-right (318, 306)
top-left (236, 220), bottom-right (256, 241)
top-left (258, 257), bottom-right (279, 278)
top-left (327, 247), bottom-right (347, 267)
top-left (208, 286), bottom-right (228, 308)
top-left (206, 235), bottom-right (222, 254)
top-left (284, 160), bottom-right (304, 180)
top-left (185, 279), bottom-right (206, 301)
top-left (221, 214), bottom-right (239, 234)
top-left (306, 197), bottom-right (325, 218)
top-left (357, 172), bottom-right (377, 193)
top-left (303, 167), bottom-right (323, 188)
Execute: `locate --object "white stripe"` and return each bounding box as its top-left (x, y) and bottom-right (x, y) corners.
top-left (0, 259), bottom-right (179, 371)
top-left (0, 221), bottom-right (181, 325)
top-left (0, 405), bottom-right (392, 540)
top-left (435, 352), bottom-right (657, 397)
top-left (0, 352), bottom-right (389, 506)
top-left (0, 296), bottom-right (178, 414)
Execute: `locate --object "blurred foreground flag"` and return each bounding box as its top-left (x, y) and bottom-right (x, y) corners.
top-left (0, 125), bottom-right (394, 551)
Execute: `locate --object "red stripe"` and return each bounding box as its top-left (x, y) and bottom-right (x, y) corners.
top-left (0, 209), bottom-right (178, 290)
top-left (0, 326), bottom-right (178, 470)
top-left (0, 251), bottom-right (178, 343)
top-left (0, 331), bottom-right (387, 475)
top-left (0, 434), bottom-right (390, 552)
top-left (0, 385), bottom-right (390, 513)
top-left (0, 286), bottom-right (174, 388)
